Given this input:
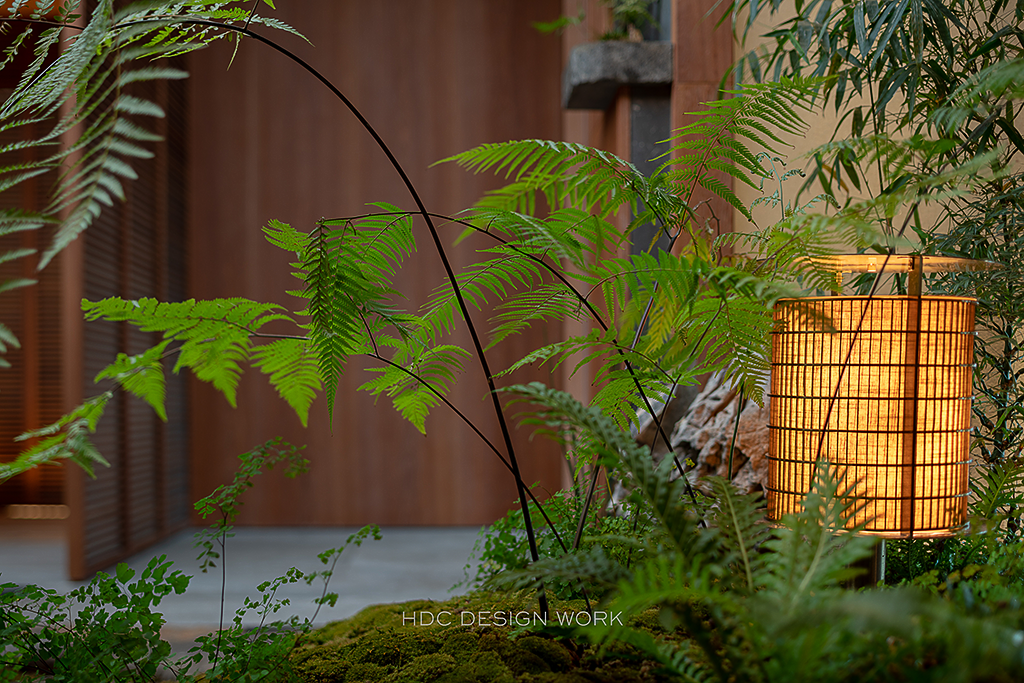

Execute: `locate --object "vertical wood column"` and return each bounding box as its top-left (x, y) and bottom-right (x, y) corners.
top-left (670, 0), bottom-right (735, 247)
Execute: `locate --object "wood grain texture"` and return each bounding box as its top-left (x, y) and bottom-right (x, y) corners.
top-left (68, 73), bottom-right (191, 579)
top-left (671, 1), bottom-right (735, 244)
top-left (187, 1), bottom-right (565, 526)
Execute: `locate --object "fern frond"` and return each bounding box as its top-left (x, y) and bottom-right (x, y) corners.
top-left (251, 338), bottom-right (322, 428)
top-left (487, 284), bottom-right (587, 350)
top-left (763, 463), bottom-right (876, 607)
top-left (492, 328), bottom-right (606, 378)
top-left (611, 554), bottom-right (721, 621)
top-left (932, 57), bottom-right (1024, 134)
top-left (969, 459), bottom-right (1024, 524)
top-left (82, 297), bottom-right (291, 408)
top-left (1, 393), bottom-right (111, 482)
top-left (486, 545), bottom-right (630, 593)
top-left (441, 139), bottom-right (650, 217)
top-left (456, 207), bottom-right (605, 269)
top-left (421, 246), bottom-right (548, 343)
top-left (0, 0), bottom-right (302, 273)
top-left (503, 382), bottom-right (707, 552)
top-left (94, 340), bottom-right (170, 421)
top-left (262, 217), bottom-right (308, 257)
top-left (708, 477), bottom-right (771, 593)
top-left (661, 77), bottom-right (819, 220)
top-left (358, 343), bottom-right (471, 434)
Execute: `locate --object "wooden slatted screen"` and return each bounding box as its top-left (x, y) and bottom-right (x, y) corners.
top-left (0, 116), bottom-right (64, 508)
top-left (68, 69), bottom-right (190, 579)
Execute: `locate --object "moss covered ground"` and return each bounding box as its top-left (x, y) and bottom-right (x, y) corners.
top-left (290, 592), bottom-right (683, 682)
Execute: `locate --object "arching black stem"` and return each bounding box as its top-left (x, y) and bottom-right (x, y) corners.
top-left (123, 16), bottom-right (551, 615)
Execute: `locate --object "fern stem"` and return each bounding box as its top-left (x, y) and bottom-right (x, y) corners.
top-left (726, 394), bottom-right (745, 481)
top-left (213, 514), bottom-right (226, 671)
top-left (723, 486), bottom-right (755, 592)
top-left (360, 356), bottom-right (569, 552)
top-left (571, 455), bottom-right (602, 551)
top-left (426, 212), bottom-right (706, 518)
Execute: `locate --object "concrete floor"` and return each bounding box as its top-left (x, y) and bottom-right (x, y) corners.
top-left (0, 518), bottom-right (483, 635)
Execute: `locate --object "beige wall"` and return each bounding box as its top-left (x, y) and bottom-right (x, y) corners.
top-left (731, 3), bottom-right (935, 256)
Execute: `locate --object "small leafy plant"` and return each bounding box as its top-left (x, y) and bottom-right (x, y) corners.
top-left (186, 439), bottom-right (381, 681)
top-left (464, 486), bottom-right (647, 600)
top-left (0, 555), bottom-right (189, 682)
top-left (1, 438), bottom-right (380, 682)
top-left (182, 525), bottom-right (381, 683)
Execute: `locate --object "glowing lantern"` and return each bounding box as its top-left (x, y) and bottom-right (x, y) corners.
top-left (766, 255), bottom-right (996, 538)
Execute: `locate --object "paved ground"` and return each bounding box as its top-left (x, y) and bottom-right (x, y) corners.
top-left (0, 517), bottom-right (484, 668)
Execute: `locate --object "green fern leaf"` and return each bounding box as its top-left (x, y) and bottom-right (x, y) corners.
top-left (503, 382), bottom-right (705, 551)
top-left (2, 393), bottom-right (112, 482)
top-left (359, 344), bottom-right (471, 433)
top-left (82, 297), bottom-right (291, 408)
top-left (660, 77), bottom-right (819, 220)
top-left (94, 340), bottom-right (170, 421)
top-left (763, 463), bottom-right (876, 606)
top-left (969, 460), bottom-right (1024, 524)
top-left (251, 338), bottom-right (322, 427)
top-left (441, 139), bottom-right (648, 217)
top-left (708, 477), bottom-right (772, 593)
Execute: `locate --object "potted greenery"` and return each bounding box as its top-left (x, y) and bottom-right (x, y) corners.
top-left (559, 0), bottom-right (673, 109)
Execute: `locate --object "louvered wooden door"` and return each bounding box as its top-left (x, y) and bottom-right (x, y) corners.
top-left (66, 73), bottom-right (190, 580)
top-left (0, 117), bottom-right (64, 509)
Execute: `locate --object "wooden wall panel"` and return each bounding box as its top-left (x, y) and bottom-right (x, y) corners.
top-left (188, 1), bottom-right (565, 526)
top-left (670, 0), bottom-right (735, 242)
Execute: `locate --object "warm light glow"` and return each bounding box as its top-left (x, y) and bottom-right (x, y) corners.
top-left (5, 504), bottom-right (70, 520)
top-left (767, 296), bottom-right (975, 538)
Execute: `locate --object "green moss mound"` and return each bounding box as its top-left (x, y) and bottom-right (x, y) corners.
top-left (291, 593), bottom-right (673, 683)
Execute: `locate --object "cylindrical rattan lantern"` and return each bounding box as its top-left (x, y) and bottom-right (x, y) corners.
top-left (766, 256), bottom-right (992, 538)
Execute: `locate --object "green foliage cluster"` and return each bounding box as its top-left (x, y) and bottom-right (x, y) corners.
top-left (0, 391), bottom-right (110, 481)
top-left (731, 0), bottom-right (1024, 533)
top-left (476, 387), bottom-right (1024, 682)
top-left (0, 0), bottom-right (297, 278)
top-left (60, 71), bottom-right (845, 498)
top-left (463, 487), bottom-right (642, 601)
top-left (0, 0), bottom-right (303, 483)
top-left (0, 555), bottom-right (189, 682)
top-left (0, 438), bottom-right (382, 682)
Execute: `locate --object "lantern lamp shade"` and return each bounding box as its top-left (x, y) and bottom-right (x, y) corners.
top-left (767, 296), bottom-right (975, 538)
